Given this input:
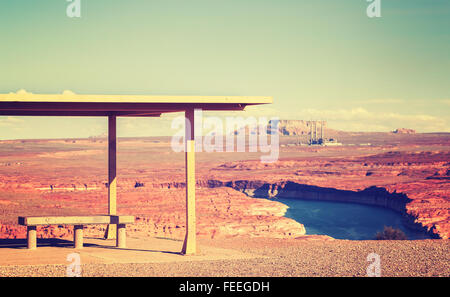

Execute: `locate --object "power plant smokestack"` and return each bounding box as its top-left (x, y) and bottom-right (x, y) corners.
top-left (320, 120), bottom-right (324, 142)
top-left (314, 121), bottom-right (317, 141)
top-left (309, 121), bottom-right (312, 144)
top-left (307, 120), bottom-right (327, 145)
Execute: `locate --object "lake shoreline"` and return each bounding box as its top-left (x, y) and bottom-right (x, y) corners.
top-left (266, 196), bottom-right (433, 240)
top-left (221, 180), bottom-right (439, 239)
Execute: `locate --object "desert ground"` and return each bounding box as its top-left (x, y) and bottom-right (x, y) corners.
top-left (0, 237), bottom-right (448, 277)
top-left (0, 130), bottom-right (449, 276)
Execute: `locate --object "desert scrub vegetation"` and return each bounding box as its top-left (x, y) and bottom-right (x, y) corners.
top-left (375, 226), bottom-right (408, 240)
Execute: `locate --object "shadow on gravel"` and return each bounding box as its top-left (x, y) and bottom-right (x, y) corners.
top-left (0, 238), bottom-right (74, 249)
top-left (87, 244), bottom-right (182, 255)
top-left (0, 238), bottom-right (182, 255)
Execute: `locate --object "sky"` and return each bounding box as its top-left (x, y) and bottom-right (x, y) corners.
top-left (0, 0), bottom-right (449, 139)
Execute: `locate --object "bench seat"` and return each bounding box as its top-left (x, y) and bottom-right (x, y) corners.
top-left (18, 215), bottom-right (134, 226)
top-left (18, 215), bottom-right (134, 249)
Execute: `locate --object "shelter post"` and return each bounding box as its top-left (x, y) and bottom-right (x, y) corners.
top-left (181, 108), bottom-right (197, 255)
top-left (105, 115), bottom-right (117, 239)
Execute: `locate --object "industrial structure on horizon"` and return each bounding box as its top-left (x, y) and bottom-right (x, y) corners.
top-left (308, 120), bottom-right (325, 145)
top-left (242, 119), bottom-right (343, 146)
top-left (307, 120), bottom-right (342, 146)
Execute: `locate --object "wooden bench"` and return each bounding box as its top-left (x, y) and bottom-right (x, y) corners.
top-left (18, 215), bottom-right (134, 250)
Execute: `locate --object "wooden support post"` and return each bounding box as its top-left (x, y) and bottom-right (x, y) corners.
top-left (181, 108), bottom-right (197, 255)
top-left (105, 115), bottom-right (117, 239)
top-left (116, 224), bottom-right (126, 248)
top-left (27, 226), bottom-right (37, 250)
top-left (74, 225), bottom-right (84, 249)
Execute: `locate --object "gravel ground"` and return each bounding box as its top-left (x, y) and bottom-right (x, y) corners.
top-left (0, 238), bottom-right (448, 277)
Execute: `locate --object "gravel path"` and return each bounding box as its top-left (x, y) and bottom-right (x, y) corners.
top-left (0, 238), bottom-right (448, 277)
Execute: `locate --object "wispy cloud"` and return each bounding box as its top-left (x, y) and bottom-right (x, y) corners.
top-left (210, 106), bottom-right (449, 133)
top-left (0, 117), bottom-right (24, 128)
top-left (295, 108), bottom-right (448, 132)
top-left (356, 98), bottom-right (406, 104)
top-left (440, 99), bottom-right (450, 106)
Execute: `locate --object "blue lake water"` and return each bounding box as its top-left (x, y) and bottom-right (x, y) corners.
top-left (270, 198), bottom-right (431, 240)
